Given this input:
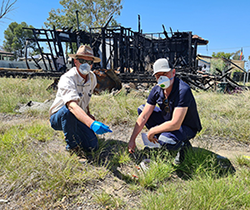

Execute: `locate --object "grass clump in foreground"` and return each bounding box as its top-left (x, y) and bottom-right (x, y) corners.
top-left (93, 190), bottom-right (125, 209)
top-left (140, 172), bottom-right (250, 210)
top-left (138, 148), bottom-right (249, 210)
top-left (0, 120), bottom-right (110, 208)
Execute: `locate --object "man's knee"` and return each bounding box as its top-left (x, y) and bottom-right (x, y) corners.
top-left (158, 134), bottom-right (184, 151)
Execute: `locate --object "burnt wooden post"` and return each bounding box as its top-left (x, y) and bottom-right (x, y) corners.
top-left (138, 14), bottom-right (140, 33)
top-left (76, 32), bottom-right (81, 49)
top-left (44, 29), bottom-right (57, 71)
top-left (119, 27), bottom-right (124, 73)
top-left (188, 32), bottom-right (192, 67)
top-left (133, 32), bottom-right (137, 73)
top-left (125, 29), bottom-right (130, 72)
top-left (33, 29), bottom-right (48, 71)
top-left (102, 27), bottom-right (107, 69)
top-left (76, 10), bottom-right (80, 31)
top-left (137, 32), bottom-right (140, 72)
top-left (54, 31), bottom-right (67, 68)
top-left (192, 39), bottom-right (198, 68)
top-left (24, 40), bottom-right (30, 69)
top-left (113, 32), bottom-right (118, 69)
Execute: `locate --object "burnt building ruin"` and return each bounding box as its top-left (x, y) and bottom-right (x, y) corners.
top-left (22, 19), bottom-right (208, 84)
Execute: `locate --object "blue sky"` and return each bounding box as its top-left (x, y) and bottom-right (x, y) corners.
top-left (1, 0), bottom-right (250, 68)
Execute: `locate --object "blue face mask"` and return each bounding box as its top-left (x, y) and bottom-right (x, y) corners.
top-left (79, 63), bottom-right (91, 75)
top-left (157, 76), bottom-right (174, 89)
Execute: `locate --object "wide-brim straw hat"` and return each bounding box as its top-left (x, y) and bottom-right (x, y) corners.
top-left (68, 45), bottom-right (101, 63)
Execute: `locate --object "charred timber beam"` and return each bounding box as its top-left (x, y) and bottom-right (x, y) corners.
top-left (193, 40), bottom-right (198, 68)
top-left (31, 56), bottom-right (42, 69)
top-left (32, 28), bottom-right (48, 71)
top-left (119, 27), bottom-right (124, 73)
top-left (188, 32), bottom-right (192, 67)
top-left (162, 24), bottom-right (169, 39)
top-left (225, 75), bottom-right (243, 88)
top-left (113, 34), bottom-right (118, 69)
top-left (0, 70), bottom-right (63, 79)
top-left (24, 40), bottom-right (30, 69)
top-left (45, 29), bottom-right (57, 71)
top-left (102, 28), bottom-right (107, 69)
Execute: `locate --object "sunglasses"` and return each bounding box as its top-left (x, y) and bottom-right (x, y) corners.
top-left (77, 58), bottom-right (93, 65)
top-left (163, 98), bottom-right (170, 113)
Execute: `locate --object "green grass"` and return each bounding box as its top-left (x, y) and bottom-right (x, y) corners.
top-left (0, 77), bottom-right (53, 114)
top-left (93, 190), bottom-right (125, 209)
top-left (194, 90), bottom-right (250, 143)
top-left (140, 172), bottom-right (250, 210)
top-left (90, 89), bottom-right (147, 125)
top-left (237, 155), bottom-right (250, 168)
top-left (137, 157), bottom-right (175, 189)
top-left (1, 77), bottom-right (250, 209)
top-left (175, 147), bottom-right (235, 179)
top-left (1, 77), bottom-right (250, 143)
top-left (0, 123), bottom-right (109, 208)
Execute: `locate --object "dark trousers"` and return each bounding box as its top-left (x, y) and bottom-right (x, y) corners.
top-left (138, 105), bottom-right (196, 162)
top-left (50, 105), bottom-right (98, 152)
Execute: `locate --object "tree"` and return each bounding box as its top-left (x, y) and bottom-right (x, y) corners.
top-left (0, 0), bottom-right (17, 20)
top-left (210, 58), bottom-right (226, 75)
top-left (44, 0), bottom-right (123, 31)
top-left (231, 50), bottom-right (244, 60)
top-left (212, 52), bottom-right (232, 59)
top-left (212, 50), bottom-right (244, 61)
top-left (3, 22), bottom-right (39, 59)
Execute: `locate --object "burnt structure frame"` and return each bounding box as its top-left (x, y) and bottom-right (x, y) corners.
top-left (23, 24), bottom-right (207, 82)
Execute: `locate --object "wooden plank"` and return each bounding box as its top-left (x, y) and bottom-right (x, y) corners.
top-left (0, 68), bottom-right (43, 72)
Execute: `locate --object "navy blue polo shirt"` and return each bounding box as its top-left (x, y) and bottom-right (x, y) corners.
top-left (147, 77), bottom-right (202, 132)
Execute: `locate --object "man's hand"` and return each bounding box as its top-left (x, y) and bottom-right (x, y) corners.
top-left (128, 139), bottom-right (136, 153)
top-left (147, 129), bottom-right (158, 144)
top-left (90, 121), bottom-right (112, 134)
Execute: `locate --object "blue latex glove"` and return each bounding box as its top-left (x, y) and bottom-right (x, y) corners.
top-left (90, 121), bottom-right (112, 134)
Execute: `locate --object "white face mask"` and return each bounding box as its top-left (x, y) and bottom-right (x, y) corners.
top-left (157, 76), bottom-right (174, 89)
top-left (79, 63), bottom-right (91, 75)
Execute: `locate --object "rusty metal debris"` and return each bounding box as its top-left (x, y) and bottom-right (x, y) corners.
top-left (93, 69), bottom-right (122, 94)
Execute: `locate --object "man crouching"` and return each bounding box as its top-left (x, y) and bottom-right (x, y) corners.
top-left (49, 45), bottom-right (112, 154)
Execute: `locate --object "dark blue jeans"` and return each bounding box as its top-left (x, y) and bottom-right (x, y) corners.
top-left (138, 105), bottom-right (196, 151)
top-left (50, 105), bottom-right (98, 152)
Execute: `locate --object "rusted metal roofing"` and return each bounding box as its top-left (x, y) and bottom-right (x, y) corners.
top-left (192, 35), bottom-right (209, 45)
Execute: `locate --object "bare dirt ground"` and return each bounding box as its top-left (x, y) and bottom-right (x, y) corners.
top-left (104, 124), bottom-right (250, 163)
top-left (1, 113), bottom-right (250, 209)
